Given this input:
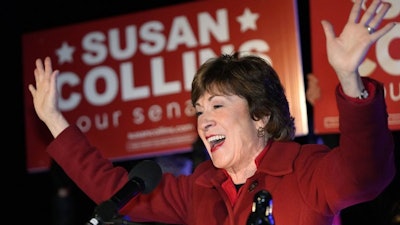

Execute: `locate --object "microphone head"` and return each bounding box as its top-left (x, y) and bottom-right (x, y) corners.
top-left (253, 190), bottom-right (272, 214)
top-left (254, 190), bottom-right (272, 203)
top-left (129, 160), bottom-right (162, 194)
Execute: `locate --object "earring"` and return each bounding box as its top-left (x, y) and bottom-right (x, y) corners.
top-left (257, 127), bottom-right (265, 137)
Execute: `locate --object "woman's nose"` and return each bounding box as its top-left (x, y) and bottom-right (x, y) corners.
top-left (198, 114), bottom-right (214, 131)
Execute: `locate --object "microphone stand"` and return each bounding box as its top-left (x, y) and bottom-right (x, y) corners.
top-left (87, 213), bottom-right (150, 225)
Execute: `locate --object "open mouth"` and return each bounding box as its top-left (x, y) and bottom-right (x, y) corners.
top-left (207, 135), bottom-right (226, 149)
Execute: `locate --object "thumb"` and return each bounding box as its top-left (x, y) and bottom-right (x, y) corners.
top-left (321, 20), bottom-right (335, 42)
top-left (28, 84), bottom-right (36, 97)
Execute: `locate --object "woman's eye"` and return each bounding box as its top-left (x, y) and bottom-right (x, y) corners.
top-left (213, 104), bottom-right (222, 109)
top-left (195, 111), bottom-right (203, 117)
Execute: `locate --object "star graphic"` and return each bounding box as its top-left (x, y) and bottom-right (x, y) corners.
top-left (55, 41), bottom-right (76, 65)
top-left (236, 8), bottom-right (259, 32)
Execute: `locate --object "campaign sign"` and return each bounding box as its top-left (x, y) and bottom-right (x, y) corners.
top-left (23, 0), bottom-right (306, 172)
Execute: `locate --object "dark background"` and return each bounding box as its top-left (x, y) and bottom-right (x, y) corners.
top-left (2, 1), bottom-right (398, 225)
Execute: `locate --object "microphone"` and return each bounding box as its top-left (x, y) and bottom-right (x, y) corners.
top-left (111, 160), bottom-right (162, 208)
top-left (246, 190), bottom-right (275, 225)
top-left (87, 160), bottom-right (162, 225)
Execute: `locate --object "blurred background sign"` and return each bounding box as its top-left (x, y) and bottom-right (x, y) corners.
top-left (310, 0), bottom-right (400, 134)
top-left (22, 0), bottom-right (306, 172)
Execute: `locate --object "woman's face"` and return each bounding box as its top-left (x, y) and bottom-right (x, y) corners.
top-left (195, 91), bottom-right (266, 171)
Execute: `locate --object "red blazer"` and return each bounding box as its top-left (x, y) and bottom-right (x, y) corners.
top-left (48, 78), bottom-right (395, 225)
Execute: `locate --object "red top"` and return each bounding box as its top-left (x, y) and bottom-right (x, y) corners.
top-left (47, 77), bottom-right (395, 225)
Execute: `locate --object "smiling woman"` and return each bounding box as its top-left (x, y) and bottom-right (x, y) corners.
top-left (27, 1), bottom-right (398, 223)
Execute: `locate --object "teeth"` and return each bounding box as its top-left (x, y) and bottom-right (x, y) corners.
top-left (207, 135), bottom-right (225, 143)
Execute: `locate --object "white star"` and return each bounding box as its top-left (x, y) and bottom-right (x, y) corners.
top-left (236, 8), bottom-right (259, 32)
top-left (55, 41), bottom-right (75, 65)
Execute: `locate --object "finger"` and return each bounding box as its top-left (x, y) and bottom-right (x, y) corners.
top-left (321, 20), bottom-right (335, 41)
top-left (366, 1), bottom-right (391, 30)
top-left (370, 22), bottom-right (397, 40)
top-left (44, 56), bottom-right (53, 76)
top-left (49, 69), bottom-right (59, 93)
top-left (360, 0), bottom-right (382, 26)
top-left (348, 0), bottom-right (363, 23)
top-left (28, 84), bottom-right (36, 97)
top-left (35, 58), bottom-right (44, 76)
top-left (34, 66), bottom-right (42, 88)
top-left (34, 58), bottom-right (47, 85)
